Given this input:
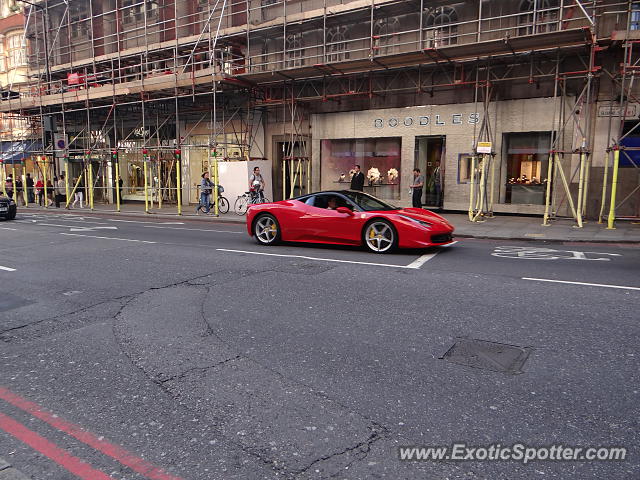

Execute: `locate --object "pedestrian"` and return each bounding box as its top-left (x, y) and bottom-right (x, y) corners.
top-left (55, 173), bottom-right (66, 208)
top-left (15, 176), bottom-right (24, 205)
top-left (410, 168), bottom-right (424, 209)
top-left (26, 173), bottom-right (35, 203)
top-left (433, 161), bottom-right (442, 208)
top-left (248, 166), bottom-right (265, 202)
top-left (71, 176), bottom-right (84, 208)
top-left (35, 177), bottom-right (44, 206)
top-left (118, 176), bottom-right (123, 204)
top-left (46, 179), bottom-right (54, 206)
top-left (195, 172), bottom-right (213, 215)
top-left (5, 174), bottom-right (13, 199)
top-left (350, 164), bottom-right (365, 191)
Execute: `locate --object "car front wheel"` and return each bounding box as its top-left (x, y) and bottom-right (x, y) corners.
top-left (363, 219), bottom-right (396, 253)
top-left (254, 214), bottom-right (281, 246)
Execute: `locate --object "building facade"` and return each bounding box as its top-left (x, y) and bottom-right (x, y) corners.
top-left (0, 0), bottom-right (638, 222)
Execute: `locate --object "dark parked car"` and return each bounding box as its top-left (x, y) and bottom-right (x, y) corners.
top-left (0, 195), bottom-right (17, 220)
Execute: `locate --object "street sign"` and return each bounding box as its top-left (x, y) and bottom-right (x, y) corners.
top-left (477, 141), bottom-right (492, 154)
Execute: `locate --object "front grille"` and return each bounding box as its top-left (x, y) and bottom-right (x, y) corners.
top-left (431, 233), bottom-right (452, 244)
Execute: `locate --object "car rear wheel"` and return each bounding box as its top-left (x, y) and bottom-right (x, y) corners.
top-left (363, 219), bottom-right (396, 253)
top-left (254, 214), bottom-right (281, 246)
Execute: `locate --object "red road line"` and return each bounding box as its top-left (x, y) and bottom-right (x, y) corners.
top-left (0, 412), bottom-right (114, 480)
top-left (0, 387), bottom-right (183, 480)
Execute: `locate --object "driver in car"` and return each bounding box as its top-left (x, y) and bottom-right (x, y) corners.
top-left (327, 197), bottom-right (338, 210)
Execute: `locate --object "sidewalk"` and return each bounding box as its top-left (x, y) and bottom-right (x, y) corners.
top-left (15, 203), bottom-right (640, 244)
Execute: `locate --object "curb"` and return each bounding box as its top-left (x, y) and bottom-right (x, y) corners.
top-left (0, 458), bottom-right (30, 480)
top-left (453, 233), bottom-right (640, 245)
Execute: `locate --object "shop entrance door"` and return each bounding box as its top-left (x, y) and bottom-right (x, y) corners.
top-left (414, 136), bottom-right (445, 208)
top-left (274, 139), bottom-right (309, 201)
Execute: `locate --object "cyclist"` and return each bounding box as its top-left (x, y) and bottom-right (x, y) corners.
top-left (248, 166), bottom-right (265, 203)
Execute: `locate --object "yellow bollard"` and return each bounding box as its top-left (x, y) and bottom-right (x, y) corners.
top-left (606, 149), bottom-right (620, 230)
top-left (157, 160), bottom-right (162, 211)
top-left (21, 165), bottom-right (28, 208)
top-left (468, 155), bottom-right (476, 221)
top-left (175, 149), bottom-right (182, 215)
top-left (88, 160), bottom-right (94, 210)
top-left (542, 152), bottom-right (554, 226)
top-left (114, 152), bottom-right (121, 212)
top-left (42, 157), bottom-right (49, 208)
top-left (143, 153), bottom-right (149, 213)
top-left (213, 154), bottom-right (219, 216)
top-left (64, 159), bottom-right (70, 209)
top-left (11, 165), bottom-right (17, 203)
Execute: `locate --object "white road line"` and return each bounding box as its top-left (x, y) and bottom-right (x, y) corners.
top-left (405, 252), bottom-right (440, 269)
top-left (60, 233), bottom-right (156, 244)
top-left (523, 277), bottom-right (640, 291)
top-left (0, 227), bottom-right (18, 231)
top-left (143, 225), bottom-right (242, 233)
top-left (0, 265), bottom-right (16, 272)
top-left (217, 248), bottom-right (424, 269)
top-left (108, 219), bottom-right (185, 225)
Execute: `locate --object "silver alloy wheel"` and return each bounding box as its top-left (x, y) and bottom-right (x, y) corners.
top-left (255, 216), bottom-right (278, 244)
top-left (365, 221), bottom-right (394, 252)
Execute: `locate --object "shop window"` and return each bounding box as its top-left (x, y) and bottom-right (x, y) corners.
top-left (458, 153), bottom-right (473, 183)
top-left (518, 0), bottom-right (559, 35)
top-left (425, 7), bottom-right (458, 48)
top-left (320, 138), bottom-right (402, 200)
top-left (505, 132), bottom-right (551, 204)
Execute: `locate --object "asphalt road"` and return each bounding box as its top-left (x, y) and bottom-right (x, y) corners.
top-left (0, 211), bottom-right (638, 480)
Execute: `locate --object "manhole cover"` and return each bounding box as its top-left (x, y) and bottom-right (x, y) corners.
top-left (441, 338), bottom-right (531, 375)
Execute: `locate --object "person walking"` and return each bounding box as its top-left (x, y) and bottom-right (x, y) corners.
top-left (410, 168), bottom-right (424, 209)
top-left (249, 166), bottom-right (265, 202)
top-left (5, 175), bottom-right (13, 200)
top-left (26, 173), bottom-right (35, 204)
top-left (35, 177), bottom-right (44, 206)
top-left (55, 173), bottom-right (66, 208)
top-left (433, 161), bottom-right (442, 208)
top-left (71, 176), bottom-right (84, 208)
top-left (15, 176), bottom-right (24, 205)
top-left (195, 172), bottom-right (213, 215)
top-left (350, 164), bottom-right (365, 191)
top-left (46, 179), bottom-right (54, 206)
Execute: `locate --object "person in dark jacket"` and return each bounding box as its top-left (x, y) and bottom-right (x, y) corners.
top-left (26, 173), bottom-right (34, 203)
top-left (350, 164), bottom-right (365, 191)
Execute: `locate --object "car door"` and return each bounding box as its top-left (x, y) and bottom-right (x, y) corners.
top-left (298, 193), bottom-right (364, 244)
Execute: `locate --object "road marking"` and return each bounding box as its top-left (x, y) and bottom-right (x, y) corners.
top-left (406, 252), bottom-right (440, 269)
top-left (0, 387), bottom-right (184, 480)
top-left (108, 219), bottom-right (185, 225)
top-left (0, 265), bottom-right (16, 272)
top-left (493, 246), bottom-right (621, 261)
top-left (523, 277), bottom-right (640, 291)
top-left (0, 413), bottom-right (113, 480)
top-left (60, 233), bottom-right (156, 244)
top-left (143, 225), bottom-right (242, 233)
top-left (69, 226), bottom-right (118, 232)
top-left (217, 248), bottom-right (426, 269)
top-left (0, 227), bottom-right (17, 231)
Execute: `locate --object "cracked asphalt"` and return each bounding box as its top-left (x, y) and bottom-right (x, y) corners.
top-left (0, 211), bottom-right (639, 480)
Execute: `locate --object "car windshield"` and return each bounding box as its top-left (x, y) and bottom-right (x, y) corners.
top-left (342, 191), bottom-right (398, 211)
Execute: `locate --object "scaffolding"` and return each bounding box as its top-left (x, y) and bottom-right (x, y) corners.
top-left (0, 0), bottom-right (635, 218)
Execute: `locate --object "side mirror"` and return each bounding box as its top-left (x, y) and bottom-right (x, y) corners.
top-left (336, 206), bottom-right (354, 215)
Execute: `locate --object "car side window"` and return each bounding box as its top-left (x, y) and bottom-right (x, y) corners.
top-left (305, 196), bottom-right (315, 206)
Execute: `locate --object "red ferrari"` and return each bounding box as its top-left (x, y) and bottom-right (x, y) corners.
top-left (246, 190), bottom-right (454, 253)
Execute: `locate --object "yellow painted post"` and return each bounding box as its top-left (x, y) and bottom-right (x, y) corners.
top-left (306, 159), bottom-right (311, 194)
top-left (11, 165), bottom-right (17, 203)
top-left (542, 153), bottom-right (555, 226)
top-left (213, 152), bottom-right (219, 216)
top-left (64, 158), bottom-right (70, 209)
top-left (157, 159), bottom-right (162, 211)
top-left (143, 150), bottom-right (149, 213)
top-left (488, 154), bottom-right (495, 216)
top-left (21, 164), bottom-right (28, 207)
top-left (88, 158), bottom-right (94, 210)
top-left (113, 151), bottom-right (121, 212)
top-left (42, 157), bottom-right (48, 208)
top-left (282, 155), bottom-right (286, 200)
top-left (0, 162), bottom-right (5, 196)
top-left (468, 155), bottom-right (476, 221)
top-left (574, 152), bottom-right (585, 228)
top-left (598, 150), bottom-right (610, 224)
top-left (606, 148), bottom-right (620, 230)
top-left (472, 156), bottom-right (487, 222)
top-left (175, 149), bottom-right (182, 215)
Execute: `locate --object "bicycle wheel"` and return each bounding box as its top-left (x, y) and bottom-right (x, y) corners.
top-left (234, 195), bottom-right (249, 215)
top-left (218, 196), bottom-right (230, 214)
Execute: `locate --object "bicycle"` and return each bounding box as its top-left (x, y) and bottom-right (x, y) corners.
top-left (234, 189), bottom-right (269, 216)
top-left (208, 185), bottom-right (229, 214)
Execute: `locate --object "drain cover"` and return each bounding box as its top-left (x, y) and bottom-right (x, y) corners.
top-left (441, 338), bottom-right (531, 375)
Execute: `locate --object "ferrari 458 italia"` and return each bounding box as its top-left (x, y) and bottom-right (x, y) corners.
top-left (246, 190), bottom-right (454, 253)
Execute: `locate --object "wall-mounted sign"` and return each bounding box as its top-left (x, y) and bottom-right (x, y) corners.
top-left (597, 104), bottom-right (637, 118)
top-left (477, 141), bottom-right (492, 153)
top-left (374, 113), bottom-right (480, 128)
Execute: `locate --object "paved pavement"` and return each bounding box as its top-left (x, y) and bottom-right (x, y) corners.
top-left (15, 202), bottom-right (640, 243)
top-left (0, 211), bottom-right (638, 479)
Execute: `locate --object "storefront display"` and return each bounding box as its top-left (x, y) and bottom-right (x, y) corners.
top-left (505, 132), bottom-right (551, 205)
top-left (320, 137), bottom-right (401, 200)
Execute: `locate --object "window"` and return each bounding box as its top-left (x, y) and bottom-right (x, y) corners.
top-left (425, 7), bottom-right (458, 48)
top-left (0, 40), bottom-right (6, 72)
top-left (122, 0), bottom-right (158, 24)
top-left (326, 25), bottom-right (349, 63)
top-left (285, 32), bottom-right (304, 68)
top-left (458, 154), bottom-right (473, 183)
top-left (631, 2), bottom-right (640, 30)
top-left (320, 138), bottom-right (402, 200)
top-left (373, 17), bottom-right (400, 56)
top-left (518, 0), bottom-right (559, 35)
top-left (7, 33), bottom-right (25, 69)
top-left (505, 132), bottom-right (551, 204)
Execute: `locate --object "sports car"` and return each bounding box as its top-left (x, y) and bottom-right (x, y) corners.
top-left (246, 190), bottom-right (454, 253)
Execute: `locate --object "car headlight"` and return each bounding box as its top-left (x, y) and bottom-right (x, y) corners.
top-left (399, 214), bottom-right (432, 228)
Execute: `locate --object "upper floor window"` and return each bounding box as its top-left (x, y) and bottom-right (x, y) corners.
top-left (373, 16), bottom-right (400, 55)
top-left (631, 2), bottom-right (640, 30)
top-left (285, 32), bottom-right (304, 68)
top-left (122, 0), bottom-right (159, 25)
top-left (425, 7), bottom-right (458, 48)
top-left (7, 33), bottom-right (26, 69)
top-left (0, 39), bottom-right (6, 73)
top-left (518, 0), bottom-right (559, 35)
top-left (326, 25), bottom-right (349, 63)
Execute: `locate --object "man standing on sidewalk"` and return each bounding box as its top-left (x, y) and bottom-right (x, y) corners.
top-left (26, 173), bottom-right (35, 204)
top-left (410, 168), bottom-right (424, 209)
